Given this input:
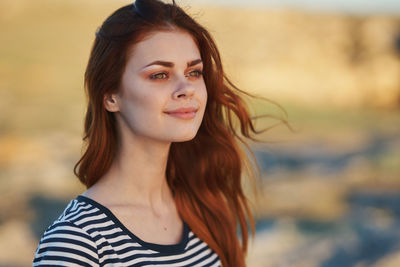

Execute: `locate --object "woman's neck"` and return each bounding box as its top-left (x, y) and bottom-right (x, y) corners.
top-left (83, 134), bottom-right (174, 215)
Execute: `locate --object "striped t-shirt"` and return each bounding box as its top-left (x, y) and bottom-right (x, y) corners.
top-left (33, 195), bottom-right (222, 266)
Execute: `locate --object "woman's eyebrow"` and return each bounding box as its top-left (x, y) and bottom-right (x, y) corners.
top-left (187, 59), bottom-right (202, 67)
top-left (142, 58), bottom-right (202, 69)
top-left (143, 60), bottom-right (173, 68)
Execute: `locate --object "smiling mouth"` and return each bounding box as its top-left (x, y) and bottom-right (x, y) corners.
top-left (164, 109), bottom-right (198, 120)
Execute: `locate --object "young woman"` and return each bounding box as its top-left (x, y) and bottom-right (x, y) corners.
top-left (33, 0), bottom-right (262, 266)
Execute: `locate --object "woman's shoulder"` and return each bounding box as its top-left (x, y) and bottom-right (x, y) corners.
top-left (33, 196), bottom-right (101, 266)
top-left (36, 195), bottom-right (109, 238)
top-left (55, 195), bottom-right (100, 222)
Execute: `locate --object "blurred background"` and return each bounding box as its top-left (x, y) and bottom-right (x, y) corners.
top-left (1, 0), bottom-right (399, 266)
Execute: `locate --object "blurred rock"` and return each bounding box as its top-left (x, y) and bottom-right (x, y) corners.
top-left (373, 251), bottom-right (400, 267)
top-left (0, 220), bottom-right (37, 266)
top-left (257, 176), bottom-right (348, 220)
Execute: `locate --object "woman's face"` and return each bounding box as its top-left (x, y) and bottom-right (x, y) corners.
top-left (108, 30), bottom-right (207, 143)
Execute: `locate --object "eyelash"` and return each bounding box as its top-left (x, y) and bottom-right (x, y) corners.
top-left (149, 69), bottom-right (204, 80)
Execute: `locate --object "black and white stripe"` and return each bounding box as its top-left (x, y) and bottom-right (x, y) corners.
top-left (33, 195), bottom-right (221, 267)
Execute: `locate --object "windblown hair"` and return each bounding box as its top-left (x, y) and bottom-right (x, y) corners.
top-left (74, 0), bottom-right (263, 266)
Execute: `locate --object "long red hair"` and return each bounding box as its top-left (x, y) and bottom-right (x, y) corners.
top-left (74, 1), bottom-right (263, 266)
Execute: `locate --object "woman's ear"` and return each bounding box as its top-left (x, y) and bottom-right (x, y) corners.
top-left (103, 93), bottom-right (120, 112)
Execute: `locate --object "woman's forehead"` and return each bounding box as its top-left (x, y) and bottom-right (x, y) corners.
top-left (127, 30), bottom-right (201, 68)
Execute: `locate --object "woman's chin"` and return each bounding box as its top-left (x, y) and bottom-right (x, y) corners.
top-left (169, 132), bottom-right (198, 143)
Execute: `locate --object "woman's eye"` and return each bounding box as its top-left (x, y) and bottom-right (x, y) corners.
top-left (150, 72), bottom-right (168, 80)
top-left (187, 70), bottom-right (203, 78)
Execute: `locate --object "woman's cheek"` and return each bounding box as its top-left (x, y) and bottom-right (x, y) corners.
top-left (200, 84), bottom-right (208, 108)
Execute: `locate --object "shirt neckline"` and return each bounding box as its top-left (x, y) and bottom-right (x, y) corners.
top-left (76, 195), bottom-right (190, 254)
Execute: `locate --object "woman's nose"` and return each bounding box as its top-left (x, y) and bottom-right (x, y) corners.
top-left (172, 78), bottom-right (195, 99)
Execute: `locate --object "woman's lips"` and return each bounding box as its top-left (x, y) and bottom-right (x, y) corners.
top-left (164, 107), bottom-right (198, 119)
